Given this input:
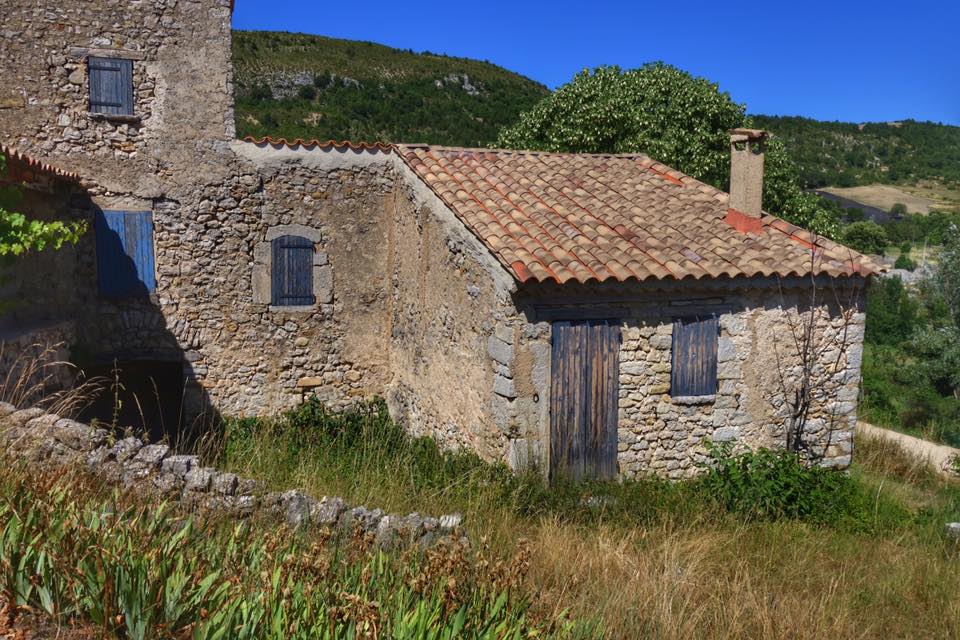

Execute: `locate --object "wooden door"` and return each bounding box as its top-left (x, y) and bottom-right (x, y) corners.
top-left (549, 320), bottom-right (621, 480)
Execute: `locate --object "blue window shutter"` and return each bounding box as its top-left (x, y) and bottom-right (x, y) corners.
top-left (271, 235), bottom-right (315, 306)
top-left (88, 57), bottom-right (134, 116)
top-left (95, 210), bottom-right (155, 297)
top-left (670, 316), bottom-right (719, 396)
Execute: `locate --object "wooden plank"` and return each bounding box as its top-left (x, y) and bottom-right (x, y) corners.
top-left (671, 316), bottom-right (718, 396)
top-left (550, 319), bottom-right (620, 481)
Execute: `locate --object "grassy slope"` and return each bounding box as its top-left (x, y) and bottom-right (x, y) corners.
top-left (213, 401), bottom-right (960, 639)
top-left (232, 31), bottom-right (549, 146)
top-left (751, 115), bottom-right (960, 191)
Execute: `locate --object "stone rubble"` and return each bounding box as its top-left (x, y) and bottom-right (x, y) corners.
top-left (0, 401), bottom-right (465, 547)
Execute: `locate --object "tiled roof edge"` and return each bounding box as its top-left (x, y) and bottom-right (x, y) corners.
top-left (241, 136), bottom-right (394, 152)
top-left (0, 143), bottom-right (82, 181)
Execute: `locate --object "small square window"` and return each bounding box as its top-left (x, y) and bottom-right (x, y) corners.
top-left (88, 57), bottom-right (134, 116)
top-left (271, 235), bottom-right (316, 306)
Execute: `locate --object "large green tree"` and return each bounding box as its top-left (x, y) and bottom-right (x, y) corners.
top-left (497, 64), bottom-right (839, 237)
top-left (0, 153), bottom-right (84, 260)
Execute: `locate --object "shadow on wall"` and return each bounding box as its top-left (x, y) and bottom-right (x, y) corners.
top-left (2, 178), bottom-right (222, 449)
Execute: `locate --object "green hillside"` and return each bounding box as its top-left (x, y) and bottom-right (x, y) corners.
top-left (750, 115), bottom-right (960, 189)
top-left (232, 31), bottom-right (549, 146)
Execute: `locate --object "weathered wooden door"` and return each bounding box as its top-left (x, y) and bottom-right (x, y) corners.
top-left (549, 320), bottom-right (621, 480)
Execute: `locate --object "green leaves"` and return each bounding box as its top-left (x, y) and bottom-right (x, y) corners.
top-left (497, 63), bottom-right (842, 237)
top-left (0, 153), bottom-right (85, 259)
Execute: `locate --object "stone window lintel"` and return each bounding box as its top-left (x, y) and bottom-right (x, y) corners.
top-left (68, 47), bottom-right (146, 61)
top-left (671, 394), bottom-right (717, 406)
top-left (86, 112), bottom-right (142, 124)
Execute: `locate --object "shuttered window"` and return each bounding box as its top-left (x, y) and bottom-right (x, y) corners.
top-left (94, 210), bottom-right (156, 297)
top-left (271, 235), bottom-right (315, 306)
top-left (670, 316), bottom-right (719, 397)
top-left (88, 57), bottom-right (134, 116)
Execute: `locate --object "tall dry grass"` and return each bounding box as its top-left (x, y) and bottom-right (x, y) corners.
top-left (212, 401), bottom-right (960, 639)
top-left (526, 517), bottom-right (960, 639)
top-left (0, 341), bottom-right (105, 418)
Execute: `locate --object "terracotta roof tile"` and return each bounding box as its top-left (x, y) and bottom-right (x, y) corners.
top-left (0, 143), bottom-right (81, 182)
top-left (396, 144), bottom-right (882, 284)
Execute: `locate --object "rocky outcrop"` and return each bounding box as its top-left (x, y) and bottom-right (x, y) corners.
top-left (0, 401), bottom-right (464, 547)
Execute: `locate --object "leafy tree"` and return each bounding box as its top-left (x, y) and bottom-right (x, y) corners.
top-left (890, 202), bottom-right (908, 216)
top-left (893, 241), bottom-right (915, 270)
top-left (840, 221), bottom-right (888, 255)
top-left (0, 153), bottom-right (84, 261)
top-left (905, 226), bottom-right (960, 400)
top-left (865, 277), bottom-right (918, 345)
top-left (894, 253), bottom-right (916, 270)
top-left (496, 64), bottom-right (840, 237)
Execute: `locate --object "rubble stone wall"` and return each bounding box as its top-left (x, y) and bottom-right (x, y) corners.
top-left (613, 286), bottom-right (864, 479)
top-left (0, 401), bottom-right (464, 546)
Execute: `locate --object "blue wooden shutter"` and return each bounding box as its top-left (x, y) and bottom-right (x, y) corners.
top-left (271, 235), bottom-right (315, 305)
top-left (88, 57), bottom-right (134, 116)
top-left (95, 210), bottom-right (155, 297)
top-left (670, 316), bottom-right (719, 396)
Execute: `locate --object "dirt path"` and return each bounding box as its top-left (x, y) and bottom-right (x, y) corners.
top-left (857, 421), bottom-right (959, 476)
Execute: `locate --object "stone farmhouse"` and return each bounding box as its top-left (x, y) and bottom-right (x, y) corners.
top-left (0, 0), bottom-right (878, 480)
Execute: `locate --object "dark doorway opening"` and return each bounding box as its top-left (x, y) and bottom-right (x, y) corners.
top-left (78, 360), bottom-right (185, 444)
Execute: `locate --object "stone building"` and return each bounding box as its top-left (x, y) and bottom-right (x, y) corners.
top-left (0, 0), bottom-right (878, 479)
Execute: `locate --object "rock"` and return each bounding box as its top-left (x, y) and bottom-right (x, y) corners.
top-left (112, 437), bottom-right (144, 462)
top-left (211, 472), bottom-right (238, 495)
top-left (184, 466), bottom-right (213, 492)
top-left (235, 495), bottom-right (257, 515)
top-left (7, 408), bottom-right (45, 428)
top-left (0, 402), bottom-right (16, 419)
top-left (24, 413), bottom-right (60, 433)
top-left (492, 373), bottom-right (516, 399)
top-left (53, 418), bottom-right (107, 451)
top-left (311, 496), bottom-right (347, 527)
top-left (281, 489), bottom-right (316, 528)
top-left (439, 513), bottom-right (463, 532)
top-left (945, 523), bottom-right (960, 541)
top-left (161, 454), bottom-right (197, 477)
top-left (85, 445), bottom-right (112, 467)
top-left (375, 514), bottom-right (404, 547)
top-left (152, 472), bottom-right (184, 495)
top-left (711, 427), bottom-right (740, 443)
top-left (132, 444), bottom-right (170, 469)
top-left (486, 336), bottom-right (514, 366)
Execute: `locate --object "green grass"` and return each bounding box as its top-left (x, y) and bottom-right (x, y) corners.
top-left (0, 464), bottom-right (585, 639)
top-left (6, 399), bottom-right (960, 638)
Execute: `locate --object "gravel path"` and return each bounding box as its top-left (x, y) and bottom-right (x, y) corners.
top-left (857, 421), bottom-right (959, 476)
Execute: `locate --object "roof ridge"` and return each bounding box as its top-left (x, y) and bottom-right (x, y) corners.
top-left (395, 143), bottom-right (655, 161)
top-left (0, 143), bottom-right (81, 181)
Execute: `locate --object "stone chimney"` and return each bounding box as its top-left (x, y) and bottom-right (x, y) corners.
top-left (729, 128), bottom-right (769, 217)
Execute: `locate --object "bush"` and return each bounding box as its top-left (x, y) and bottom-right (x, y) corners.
top-left (894, 253), bottom-right (916, 270)
top-left (697, 444), bottom-right (899, 528)
top-left (841, 221), bottom-right (889, 255)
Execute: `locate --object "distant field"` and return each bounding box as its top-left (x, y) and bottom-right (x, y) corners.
top-left (819, 184), bottom-right (949, 215)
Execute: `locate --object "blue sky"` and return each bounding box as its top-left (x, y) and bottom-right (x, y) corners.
top-left (234, 0), bottom-right (959, 125)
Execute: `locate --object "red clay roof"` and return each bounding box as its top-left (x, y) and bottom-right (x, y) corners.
top-left (395, 145), bottom-right (881, 284)
top-left (0, 143), bottom-right (81, 182)
top-left (242, 136), bottom-right (392, 152)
